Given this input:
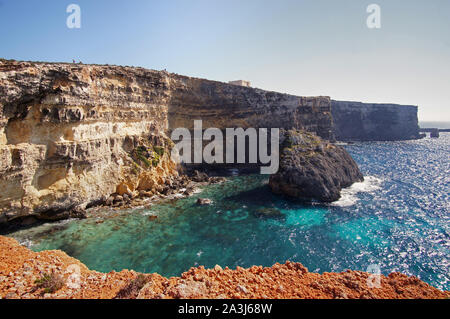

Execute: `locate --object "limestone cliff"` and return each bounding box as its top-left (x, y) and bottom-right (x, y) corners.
top-left (332, 100), bottom-right (420, 141)
top-left (0, 60), bottom-right (179, 225)
top-left (0, 59), bottom-right (333, 225)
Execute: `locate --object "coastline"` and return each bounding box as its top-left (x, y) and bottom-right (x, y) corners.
top-left (0, 236), bottom-right (447, 299)
top-left (0, 60), bottom-right (447, 299)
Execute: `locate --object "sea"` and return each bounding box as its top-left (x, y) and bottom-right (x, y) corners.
top-left (4, 133), bottom-right (449, 290)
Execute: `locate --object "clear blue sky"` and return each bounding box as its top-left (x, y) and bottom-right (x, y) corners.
top-left (1, 0), bottom-right (449, 121)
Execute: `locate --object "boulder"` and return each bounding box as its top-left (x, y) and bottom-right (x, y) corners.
top-left (116, 183), bottom-right (133, 197)
top-left (105, 196), bottom-right (115, 206)
top-left (269, 130), bottom-right (363, 202)
top-left (70, 206), bottom-right (87, 219)
top-left (191, 170), bottom-right (210, 182)
top-left (114, 195), bottom-right (124, 203)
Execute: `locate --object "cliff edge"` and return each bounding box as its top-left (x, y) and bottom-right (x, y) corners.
top-left (0, 236), bottom-right (447, 299)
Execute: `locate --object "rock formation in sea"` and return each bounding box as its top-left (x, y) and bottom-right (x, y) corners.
top-left (269, 130), bottom-right (364, 202)
top-left (0, 236), bottom-right (447, 299)
top-left (332, 100), bottom-right (420, 141)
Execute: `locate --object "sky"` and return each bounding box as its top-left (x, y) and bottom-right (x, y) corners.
top-left (0, 0), bottom-right (449, 121)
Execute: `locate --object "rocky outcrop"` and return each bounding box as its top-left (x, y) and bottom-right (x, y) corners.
top-left (331, 100), bottom-right (420, 141)
top-left (0, 59), bottom-right (334, 225)
top-left (0, 60), bottom-right (177, 225)
top-left (0, 236), bottom-right (447, 299)
top-left (269, 130), bottom-right (363, 202)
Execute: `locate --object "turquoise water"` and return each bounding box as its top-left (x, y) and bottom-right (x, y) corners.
top-left (5, 134), bottom-right (449, 290)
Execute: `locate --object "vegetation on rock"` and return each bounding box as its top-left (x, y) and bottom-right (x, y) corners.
top-left (34, 272), bottom-right (65, 294)
top-left (114, 274), bottom-right (150, 299)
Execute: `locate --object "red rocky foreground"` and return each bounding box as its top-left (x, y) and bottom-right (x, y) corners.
top-left (0, 236), bottom-right (448, 299)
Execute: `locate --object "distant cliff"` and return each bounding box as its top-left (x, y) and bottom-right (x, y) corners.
top-left (0, 59), bottom-right (333, 225)
top-left (169, 76), bottom-right (333, 140)
top-left (332, 100), bottom-right (420, 141)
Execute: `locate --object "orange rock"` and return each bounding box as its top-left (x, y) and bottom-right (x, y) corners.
top-left (0, 236), bottom-right (448, 299)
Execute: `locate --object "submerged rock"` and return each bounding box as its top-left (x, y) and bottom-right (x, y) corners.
top-left (269, 130), bottom-right (363, 202)
top-left (252, 207), bottom-right (282, 218)
top-left (196, 198), bottom-right (213, 206)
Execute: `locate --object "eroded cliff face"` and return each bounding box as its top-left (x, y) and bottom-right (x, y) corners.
top-left (332, 100), bottom-right (420, 141)
top-left (0, 60), bottom-right (178, 224)
top-left (0, 59), bottom-right (333, 224)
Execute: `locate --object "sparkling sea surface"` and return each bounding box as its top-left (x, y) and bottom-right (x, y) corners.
top-left (5, 134), bottom-right (449, 290)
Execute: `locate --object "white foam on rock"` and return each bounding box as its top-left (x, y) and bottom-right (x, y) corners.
top-left (331, 176), bottom-right (383, 207)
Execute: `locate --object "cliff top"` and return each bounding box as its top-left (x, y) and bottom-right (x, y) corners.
top-left (0, 58), bottom-right (329, 100)
top-left (332, 99), bottom-right (418, 109)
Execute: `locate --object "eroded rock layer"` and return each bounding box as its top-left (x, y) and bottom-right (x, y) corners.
top-left (0, 236), bottom-right (447, 299)
top-left (0, 59), bottom-right (334, 224)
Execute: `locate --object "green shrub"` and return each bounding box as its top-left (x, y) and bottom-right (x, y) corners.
top-left (114, 274), bottom-right (150, 299)
top-left (137, 153), bottom-right (152, 167)
top-left (152, 154), bottom-right (160, 167)
top-left (34, 272), bottom-right (65, 294)
top-left (130, 144), bottom-right (164, 169)
top-left (153, 146), bottom-right (165, 157)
